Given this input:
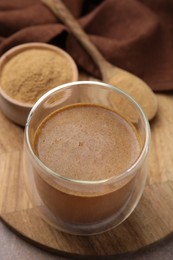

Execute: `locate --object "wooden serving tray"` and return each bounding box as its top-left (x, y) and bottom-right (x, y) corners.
top-left (0, 76), bottom-right (173, 257)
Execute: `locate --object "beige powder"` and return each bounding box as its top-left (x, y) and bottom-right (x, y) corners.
top-left (0, 49), bottom-right (74, 104)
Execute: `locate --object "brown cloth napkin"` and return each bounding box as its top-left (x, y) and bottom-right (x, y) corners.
top-left (0, 0), bottom-right (173, 92)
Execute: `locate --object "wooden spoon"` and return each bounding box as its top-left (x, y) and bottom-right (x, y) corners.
top-left (42, 0), bottom-right (158, 120)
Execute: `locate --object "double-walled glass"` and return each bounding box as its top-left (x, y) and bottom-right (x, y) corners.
top-left (23, 81), bottom-right (150, 235)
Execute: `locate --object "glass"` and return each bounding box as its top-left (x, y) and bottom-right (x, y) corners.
top-left (23, 81), bottom-right (150, 235)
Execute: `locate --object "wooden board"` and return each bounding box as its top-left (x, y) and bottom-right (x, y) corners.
top-left (0, 75), bottom-right (173, 257)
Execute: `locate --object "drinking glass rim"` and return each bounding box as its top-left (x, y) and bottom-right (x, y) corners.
top-left (25, 81), bottom-right (150, 185)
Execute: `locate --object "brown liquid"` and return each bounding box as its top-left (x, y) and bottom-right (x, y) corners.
top-left (34, 104), bottom-right (140, 181)
top-left (33, 104), bottom-right (141, 229)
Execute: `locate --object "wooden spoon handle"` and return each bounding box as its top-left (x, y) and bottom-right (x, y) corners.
top-left (42, 0), bottom-right (110, 73)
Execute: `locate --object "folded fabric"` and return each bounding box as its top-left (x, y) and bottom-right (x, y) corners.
top-left (0, 0), bottom-right (173, 91)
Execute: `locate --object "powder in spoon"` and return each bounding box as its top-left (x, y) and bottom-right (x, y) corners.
top-left (0, 48), bottom-right (74, 104)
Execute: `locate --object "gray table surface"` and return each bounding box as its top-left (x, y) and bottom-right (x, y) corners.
top-left (1, 220), bottom-right (173, 260)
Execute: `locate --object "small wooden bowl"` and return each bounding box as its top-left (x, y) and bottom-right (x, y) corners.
top-left (0, 43), bottom-right (78, 126)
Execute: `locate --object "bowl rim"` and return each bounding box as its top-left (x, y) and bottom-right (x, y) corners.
top-left (0, 42), bottom-right (79, 108)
